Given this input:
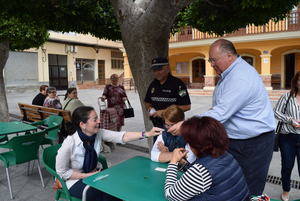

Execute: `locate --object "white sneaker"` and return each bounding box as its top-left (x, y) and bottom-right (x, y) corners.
top-left (281, 193), bottom-right (289, 201)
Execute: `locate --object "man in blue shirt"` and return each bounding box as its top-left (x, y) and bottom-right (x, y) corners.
top-left (169, 39), bottom-right (276, 196)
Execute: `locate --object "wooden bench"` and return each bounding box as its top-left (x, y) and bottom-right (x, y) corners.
top-left (18, 103), bottom-right (71, 123)
top-left (18, 103), bottom-right (72, 142)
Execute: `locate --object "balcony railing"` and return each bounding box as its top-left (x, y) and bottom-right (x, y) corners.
top-left (169, 11), bottom-right (300, 43)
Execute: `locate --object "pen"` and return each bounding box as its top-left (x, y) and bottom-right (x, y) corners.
top-left (93, 174), bottom-right (109, 182)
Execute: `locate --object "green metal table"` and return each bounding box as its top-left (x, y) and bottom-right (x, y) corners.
top-left (83, 156), bottom-right (168, 201)
top-left (83, 156), bottom-right (282, 201)
top-left (0, 121), bottom-right (37, 136)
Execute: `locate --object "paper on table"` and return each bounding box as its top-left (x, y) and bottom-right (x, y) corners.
top-left (93, 174), bottom-right (109, 182)
top-left (155, 167), bottom-right (167, 172)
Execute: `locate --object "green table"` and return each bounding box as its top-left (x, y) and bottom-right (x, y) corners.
top-left (0, 121), bottom-right (37, 136)
top-left (83, 156), bottom-right (168, 201)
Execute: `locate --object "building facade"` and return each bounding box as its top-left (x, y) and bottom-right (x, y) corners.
top-left (123, 7), bottom-right (300, 90)
top-left (4, 31), bottom-right (125, 90)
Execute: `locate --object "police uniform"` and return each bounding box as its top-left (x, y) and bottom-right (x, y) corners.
top-left (144, 74), bottom-right (191, 128)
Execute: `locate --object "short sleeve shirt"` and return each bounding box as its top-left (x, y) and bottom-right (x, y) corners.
top-left (144, 74), bottom-right (191, 110)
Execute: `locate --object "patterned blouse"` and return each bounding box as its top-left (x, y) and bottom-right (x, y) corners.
top-left (43, 97), bottom-right (62, 109)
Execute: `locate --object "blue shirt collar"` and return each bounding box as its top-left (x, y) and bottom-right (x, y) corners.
top-left (220, 56), bottom-right (241, 79)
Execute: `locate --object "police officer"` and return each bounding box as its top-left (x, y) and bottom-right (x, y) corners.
top-left (144, 57), bottom-right (191, 141)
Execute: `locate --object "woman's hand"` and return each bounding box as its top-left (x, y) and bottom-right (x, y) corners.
top-left (100, 96), bottom-right (106, 102)
top-left (146, 127), bottom-right (164, 137)
top-left (170, 148), bottom-right (188, 164)
top-left (85, 169), bottom-right (100, 177)
top-left (292, 119), bottom-right (300, 128)
top-left (157, 141), bottom-right (169, 152)
top-left (168, 121), bottom-right (183, 136)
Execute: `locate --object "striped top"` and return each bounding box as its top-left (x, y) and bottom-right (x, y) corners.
top-left (164, 163), bottom-right (212, 201)
top-left (274, 92), bottom-right (300, 134)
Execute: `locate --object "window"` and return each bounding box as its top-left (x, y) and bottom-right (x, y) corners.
top-left (111, 50), bottom-right (124, 69)
top-left (176, 62), bottom-right (189, 74)
top-left (241, 56), bottom-right (254, 66)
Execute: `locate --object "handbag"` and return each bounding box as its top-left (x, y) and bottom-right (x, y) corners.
top-left (124, 99), bottom-right (134, 118)
top-left (274, 93), bottom-right (292, 152)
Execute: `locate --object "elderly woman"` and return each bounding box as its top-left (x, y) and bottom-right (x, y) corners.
top-left (101, 74), bottom-right (127, 131)
top-left (43, 87), bottom-right (62, 109)
top-left (62, 88), bottom-right (84, 114)
top-left (56, 106), bottom-right (163, 201)
top-left (164, 116), bottom-right (249, 201)
top-left (274, 71), bottom-right (300, 201)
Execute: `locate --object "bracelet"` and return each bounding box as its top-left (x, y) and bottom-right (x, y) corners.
top-left (141, 131), bottom-right (148, 139)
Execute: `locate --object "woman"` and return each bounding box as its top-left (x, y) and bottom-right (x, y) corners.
top-left (274, 71), bottom-right (300, 201)
top-left (43, 87), bottom-right (62, 109)
top-left (101, 74), bottom-right (127, 131)
top-left (164, 116), bottom-right (249, 201)
top-left (62, 88), bottom-right (84, 114)
top-left (56, 106), bottom-right (163, 201)
top-left (32, 85), bottom-right (48, 106)
top-left (151, 105), bottom-right (195, 164)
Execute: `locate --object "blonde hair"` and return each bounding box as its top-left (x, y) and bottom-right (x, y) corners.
top-left (162, 105), bottom-right (184, 123)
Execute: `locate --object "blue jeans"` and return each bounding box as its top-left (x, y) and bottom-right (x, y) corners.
top-left (228, 131), bottom-right (274, 196)
top-left (279, 133), bottom-right (300, 192)
top-left (69, 179), bottom-right (121, 201)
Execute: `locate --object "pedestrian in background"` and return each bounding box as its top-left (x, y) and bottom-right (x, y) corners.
top-left (101, 74), bottom-right (127, 131)
top-left (274, 71), bottom-right (300, 201)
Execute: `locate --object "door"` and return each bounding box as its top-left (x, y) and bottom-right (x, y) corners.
top-left (98, 60), bottom-right (105, 85)
top-left (285, 53), bottom-right (295, 89)
top-left (192, 59), bottom-right (205, 83)
top-left (48, 54), bottom-right (68, 90)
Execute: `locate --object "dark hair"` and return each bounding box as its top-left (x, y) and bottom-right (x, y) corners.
top-left (39, 85), bottom-right (48, 92)
top-left (66, 106), bottom-right (94, 135)
top-left (291, 71), bottom-right (300, 97)
top-left (215, 39), bottom-right (238, 56)
top-left (181, 116), bottom-right (229, 158)
top-left (46, 87), bottom-right (56, 94)
top-left (64, 87), bottom-right (77, 100)
top-left (162, 105), bottom-right (184, 123)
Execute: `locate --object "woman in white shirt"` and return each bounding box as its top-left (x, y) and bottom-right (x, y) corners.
top-left (56, 106), bottom-right (163, 201)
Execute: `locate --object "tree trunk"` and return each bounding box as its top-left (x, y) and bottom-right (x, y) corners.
top-left (110, 0), bottom-right (190, 149)
top-left (0, 41), bottom-right (9, 121)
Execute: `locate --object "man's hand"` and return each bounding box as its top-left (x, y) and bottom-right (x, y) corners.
top-left (292, 119), bottom-right (300, 128)
top-left (168, 121), bottom-right (184, 135)
top-left (151, 109), bottom-right (164, 118)
top-left (157, 141), bottom-right (169, 152)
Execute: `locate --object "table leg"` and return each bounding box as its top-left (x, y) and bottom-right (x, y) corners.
top-left (82, 185), bottom-right (90, 201)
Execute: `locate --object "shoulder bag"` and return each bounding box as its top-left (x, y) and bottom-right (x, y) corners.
top-left (274, 93), bottom-right (292, 152)
top-left (124, 99), bottom-right (134, 118)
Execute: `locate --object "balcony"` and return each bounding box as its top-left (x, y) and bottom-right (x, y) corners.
top-left (169, 11), bottom-right (300, 43)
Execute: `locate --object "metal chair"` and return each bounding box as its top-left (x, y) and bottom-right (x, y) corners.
top-left (0, 130), bottom-right (46, 199)
top-left (42, 144), bottom-right (108, 201)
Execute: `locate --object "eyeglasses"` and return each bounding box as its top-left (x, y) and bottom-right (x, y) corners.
top-left (49, 91), bottom-right (57, 94)
top-left (164, 122), bottom-right (176, 129)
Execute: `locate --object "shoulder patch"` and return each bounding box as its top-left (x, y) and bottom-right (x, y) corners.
top-left (151, 87), bottom-right (155, 94)
top-left (178, 89), bottom-right (187, 97)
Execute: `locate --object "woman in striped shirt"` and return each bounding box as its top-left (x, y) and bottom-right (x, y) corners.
top-left (274, 71), bottom-right (300, 201)
top-left (164, 116), bottom-right (249, 201)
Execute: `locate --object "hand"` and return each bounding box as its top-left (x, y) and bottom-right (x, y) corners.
top-left (168, 121), bottom-right (183, 135)
top-left (157, 141), bottom-right (169, 152)
top-left (151, 110), bottom-right (164, 117)
top-left (170, 148), bottom-right (188, 164)
top-left (100, 97), bottom-right (106, 102)
top-left (146, 127), bottom-right (164, 137)
top-left (85, 169), bottom-right (100, 177)
top-left (292, 119), bottom-right (300, 128)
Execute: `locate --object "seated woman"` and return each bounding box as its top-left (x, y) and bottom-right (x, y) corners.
top-left (56, 106), bottom-right (163, 201)
top-left (165, 116), bottom-right (249, 201)
top-left (43, 87), bottom-right (62, 109)
top-left (151, 105), bottom-right (195, 163)
top-left (62, 88), bottom-right (84, 114)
